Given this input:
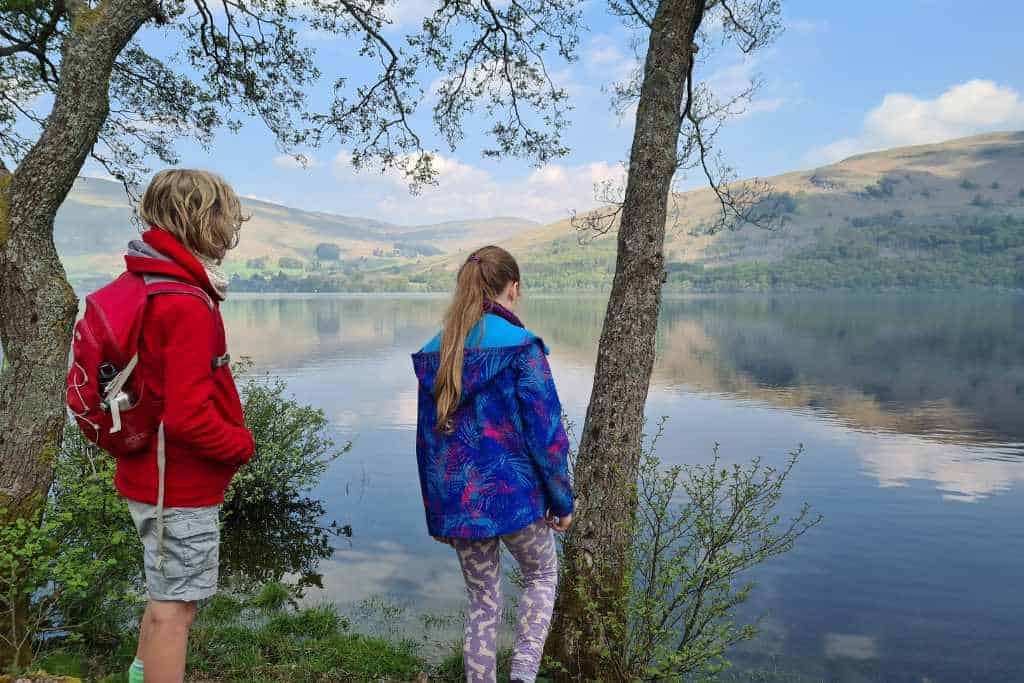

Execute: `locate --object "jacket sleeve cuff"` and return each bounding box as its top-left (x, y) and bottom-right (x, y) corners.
top-left (549, 498), bottom-right (574, 517)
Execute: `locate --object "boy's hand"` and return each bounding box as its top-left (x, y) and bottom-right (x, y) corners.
top-left (545, 513), bottom-right (572, 533)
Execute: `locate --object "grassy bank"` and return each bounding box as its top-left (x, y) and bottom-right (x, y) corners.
top-left (27, 585), bottom-right (424, 683)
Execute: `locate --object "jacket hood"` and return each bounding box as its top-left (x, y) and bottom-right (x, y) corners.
top-left (411, 314), bottom-right (548, 399)
top-left (124, 228), bottom-right (218, 298)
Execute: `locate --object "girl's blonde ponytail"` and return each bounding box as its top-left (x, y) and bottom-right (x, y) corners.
top-left (435, 246), bottom-right (520, 432)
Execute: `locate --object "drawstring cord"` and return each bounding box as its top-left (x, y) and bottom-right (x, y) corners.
top-left (155, 422), bottom-right (166, 570)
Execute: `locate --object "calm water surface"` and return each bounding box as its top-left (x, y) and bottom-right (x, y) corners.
top-left (220, 293), bottom-right (1024, 682)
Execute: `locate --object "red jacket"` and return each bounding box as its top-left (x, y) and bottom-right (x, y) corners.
top-left (114, 228), bottom-right (254, 507)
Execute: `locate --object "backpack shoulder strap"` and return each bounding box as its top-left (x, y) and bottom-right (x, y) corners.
top-left (143, 274), bottom-right (214, 310)
top-left (141, 274), bottom-right (228, 369)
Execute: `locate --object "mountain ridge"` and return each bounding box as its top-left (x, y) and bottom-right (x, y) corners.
top-left (56, 176), bottom-right (540, 282)
top-left (59, 130), bottom-right (1024, 291)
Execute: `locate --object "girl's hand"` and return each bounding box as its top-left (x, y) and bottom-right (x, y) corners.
top-left (545, 513), bottom-right (573, 533)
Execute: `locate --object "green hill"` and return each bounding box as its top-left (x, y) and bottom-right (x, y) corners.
top-left (401, 130), bottom-right (1024, 292)
top-left (439, 131), bottom-right (1024, 291)
top-left (55, 177), bottom-right (538, 287)
top-left (60, 131), bottom-right (1024, 292)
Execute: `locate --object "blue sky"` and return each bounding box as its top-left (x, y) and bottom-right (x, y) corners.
top-left (80, 0), bottom-right (1024, 225)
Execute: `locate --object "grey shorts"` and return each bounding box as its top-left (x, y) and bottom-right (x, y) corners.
top-left (128, 500), bottom-right (220, 603)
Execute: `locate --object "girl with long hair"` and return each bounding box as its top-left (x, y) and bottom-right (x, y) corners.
top-left (412, 246), bottom-right (574, 683)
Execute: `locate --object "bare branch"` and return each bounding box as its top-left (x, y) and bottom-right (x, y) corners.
top-left (623, 0), bottom-right (654, 28)
top-left (572, 176), bottom-right (628, 239)
top-left (708, 0), bottom-right (783, 54)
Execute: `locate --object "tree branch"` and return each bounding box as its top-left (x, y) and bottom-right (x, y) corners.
top-left (717, 0), bottom-right (759, 51)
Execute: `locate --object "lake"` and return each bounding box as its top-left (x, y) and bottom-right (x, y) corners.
top-left (219, 292), bottom-right (1024, 682)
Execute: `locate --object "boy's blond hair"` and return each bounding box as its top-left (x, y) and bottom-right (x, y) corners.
top-left (139, 169), bottom-right (248, 262)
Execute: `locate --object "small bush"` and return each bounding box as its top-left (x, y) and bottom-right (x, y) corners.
top-left (556, 420), bottom-right (820, 680)
top-left (250, 582), bottom-right (292, 612)
top-left (12, 369), bottom-right (347, 667)
top-left (862, 176), bottom-right (898, 199)
top-left (203, 595), bottom-right (245, 623)
top-left (261, 605), bottom-right (347, 640)
top-left (277, 256), bottom-right (304, 269)
top-left (314, 242), bottom-right (342, 261)
top-left (225, 366), bottom-right (349, 510)
top-left (0, 430), bottom-right (143, 662)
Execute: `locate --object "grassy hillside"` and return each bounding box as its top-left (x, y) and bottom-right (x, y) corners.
top-left (62, 131), bottom-right (1024, 292)
top-left (404, 130), bottom-right (1024, 292)
top-left (56, 177), bottom-right (538, 287)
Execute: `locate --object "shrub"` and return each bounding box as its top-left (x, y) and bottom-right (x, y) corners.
top-left (555, 420), bottom-right (820, 680)
top-left (314, 242), bottom-right (342, 261)
top-left (862, 176), bottom-right (898, 199)
top-left (278, 256), bottom-right (304, 269)
top-left (0, 431), bottom-right (142, 661)
top-left (4, 368), bottom-right (347, 661)
top-left (225, 368), bottom-right (349, 509)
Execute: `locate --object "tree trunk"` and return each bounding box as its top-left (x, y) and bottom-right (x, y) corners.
top-left (0, 0), bottom-right (156, 667)
top-left (547, 1), bottom-right (706, 678)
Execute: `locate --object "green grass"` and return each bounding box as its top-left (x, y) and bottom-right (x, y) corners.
top-left (432, 647), bottom-right (519, 683)
top-left (30, 585), bottom-right (425, 683)
top-left (187, 601), bottom-right (420, 682)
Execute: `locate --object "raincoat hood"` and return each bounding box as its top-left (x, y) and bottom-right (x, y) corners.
top-left (411, 313), bottom-right (548, 399)
top-left (124, 228), bottom-right (222, 300)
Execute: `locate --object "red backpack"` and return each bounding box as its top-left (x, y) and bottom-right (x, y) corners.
top-left (66, 272), bottom-right (213, 457)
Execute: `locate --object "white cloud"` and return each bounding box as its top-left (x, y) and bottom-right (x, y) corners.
top-left (330, 150), bottom-right (626, 224)
top-left (273, 153), bottom-right (319, 169)
top-left (382, 0), bottom-right (435, 27)
top-left (855, 434), bottom-right (1024, 503)
top-left (704, 55), bottom-right (788, 119)
top-left (809, 79), bottom-right (1024, 164)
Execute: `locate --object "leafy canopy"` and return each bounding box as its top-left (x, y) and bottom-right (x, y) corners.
top-left (0, 0), bottom-right (584, 189)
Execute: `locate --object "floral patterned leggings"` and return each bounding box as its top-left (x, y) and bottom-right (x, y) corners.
top-left (451, 519), bottom-right (558, 683)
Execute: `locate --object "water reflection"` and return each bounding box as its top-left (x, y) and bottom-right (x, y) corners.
top-left (227, 293), bottom-right (1024, 449)
top-left (219, 497), bottom-right (350, 593)
top-left (224, 293), bottom-right (1024, 502)
top-left (216, 293), bottom-right (1024, 680)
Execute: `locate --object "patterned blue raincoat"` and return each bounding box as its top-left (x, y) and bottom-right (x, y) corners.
top-left (412, 311), bottom-right (574, 539)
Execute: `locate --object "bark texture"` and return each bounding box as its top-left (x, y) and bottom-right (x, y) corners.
top-left (0, 0), bottom-right (157, 667)
top-left (547, 1), bottom-right (706, 678)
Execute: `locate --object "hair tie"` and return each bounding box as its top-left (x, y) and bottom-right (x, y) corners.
top-left (467, 254), bottom-right (480, 263)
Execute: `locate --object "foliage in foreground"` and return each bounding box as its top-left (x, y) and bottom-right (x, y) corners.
top-left (553, 420), bottom-right (820, 681)
top-left (0, 369), bottom-right (347, 665)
